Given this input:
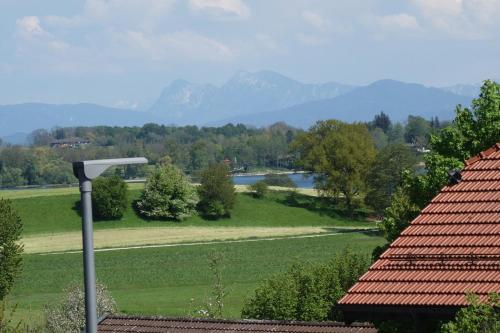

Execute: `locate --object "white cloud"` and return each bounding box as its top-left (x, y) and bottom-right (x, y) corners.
top-left (377, 13), bottom-right (420, 30)
top-left (16, 16), bottom-right (70, 51)
top-left (85, 0), bottom-right (176, 21)
top-left (112, 30), bottom-right (234, 62)
top-left (411, 0), bottom-right (500, 39)
top-left (296, 33), bottom-right (329, 46)
top-left (255, 34), bottom-right (280, 51)
top-left (413, 0), bottom-right (463, 17)
top-left (189, 0), bottom-right (250, 19)
top-left (302, 11), bottom-right (331, 30)
top-left (44, 0), bottom-right (176, 31)
top-left (16, 16), bottom-right (46, 36)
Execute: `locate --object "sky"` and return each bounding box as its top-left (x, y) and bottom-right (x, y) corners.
top-left (1, 0), bottom-right (500, 109)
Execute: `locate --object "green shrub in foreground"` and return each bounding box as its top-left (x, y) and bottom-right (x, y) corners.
top-left (0, 199), bottom-right (23, 301)
top-left (241, 248), bottom-right (369, 321)
top-left (91, 176), bottom-right (128, 220)
top-left (440, 293), bottom-right (499, 333)
top-left (136, 163), bottom-right (198, 220)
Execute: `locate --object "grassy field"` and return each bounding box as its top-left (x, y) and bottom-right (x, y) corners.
top-left (0, 183), bottom-right (315, 200)
top-left (10, 231), bottom-right (384, 323)
top-left (3, 185), bottom-right (381, 325)
top-left (0, 183), bottom-right (145, 200)
top-left (11, 190), bottom-right (372, 236)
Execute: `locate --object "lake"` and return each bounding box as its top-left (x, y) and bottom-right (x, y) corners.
top-left (232, 173), bottom-right (315, 188)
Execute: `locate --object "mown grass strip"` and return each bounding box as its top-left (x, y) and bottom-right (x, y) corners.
top-left (23, 226), bottom-right (354, 254)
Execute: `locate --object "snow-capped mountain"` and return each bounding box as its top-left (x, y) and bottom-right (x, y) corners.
top-left (440, 84), bottom-right (481, 98)
top-left (149, 70), bottom-right (354, 124)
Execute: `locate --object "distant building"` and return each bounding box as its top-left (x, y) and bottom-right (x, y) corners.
top-left (338, 143), bottom-right (500, 332)
top-left (50, 137), bottom-right (90, 148)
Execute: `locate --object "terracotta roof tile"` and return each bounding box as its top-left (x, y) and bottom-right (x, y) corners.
top-left (97, 316), bottom-right (377, 333)
top-left (339, 143), bottom-right (500, 309)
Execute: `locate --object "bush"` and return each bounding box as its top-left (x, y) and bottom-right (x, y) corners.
top-left (241, 248), bottom-right (369, 321)
top-left (263, 174), bottom-right (296, 188)
top-left (197, 163), bottom-right (236, 219)
top-left (136, 164), bottom-right (198, 220)
top-left (44, 282), bottom-right (116, 333)
top-left (91, 176), bottom-right (128, 220)
top-left (0, 199), bottom-right (23, 301)
top-left (440, 293), bottom-right (499, 333)
top-left (250, 181), bottom-right (268, 199)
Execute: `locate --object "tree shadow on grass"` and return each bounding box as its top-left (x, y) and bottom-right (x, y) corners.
top-left (72, 200), bottom-right (129, 223)
top-left (273, 191), bottom-right (345, 219)
top-left (273, 191), bottom-right (373, 221)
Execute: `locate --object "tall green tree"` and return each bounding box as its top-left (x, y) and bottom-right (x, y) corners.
top-left (0, 199), bottom-right (23, 300)
top-left (365, 144), bottom-right (416, 215)
top-left (404, 115), bottom-right (431, 147)
top-left (376, 80), bottom-right (500, 259)
top-left (407, 80), bottom-right (500, 209)
top-left (292, 120), bottom-right (376, 213)
top-left (432, 80), bottom-right (500, 161)
top-left (197, 163), bottom-right (236, 219)
top-left (372, 111), bottom-right (392, 133)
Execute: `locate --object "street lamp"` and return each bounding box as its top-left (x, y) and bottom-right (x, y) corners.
top-left (73, 158), bottom-right (148, 333)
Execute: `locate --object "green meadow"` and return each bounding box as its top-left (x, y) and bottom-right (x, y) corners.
top-left (2, 186), bottom-right (383, 324)
top-left (10, 232), bottom-right (384, 322)
top-left (9, 190), bottom-right (373, 236)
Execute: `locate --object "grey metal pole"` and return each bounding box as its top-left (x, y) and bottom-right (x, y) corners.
top-left (79, 179), bottom-right (97, 333)
top-left (72, 158), bottom-right (147, 333)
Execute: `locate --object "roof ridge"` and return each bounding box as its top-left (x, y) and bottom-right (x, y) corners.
top-left (464, 143), bottom-right (500, 166)
top-left (104, 314), bottom-right (374, 328)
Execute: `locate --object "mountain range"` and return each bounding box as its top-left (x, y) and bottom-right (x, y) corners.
top-left (0, 70), bottom-right (477, 141)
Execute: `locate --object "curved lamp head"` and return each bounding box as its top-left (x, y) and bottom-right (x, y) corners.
top-left (73, 157), bottom-right (148, 180)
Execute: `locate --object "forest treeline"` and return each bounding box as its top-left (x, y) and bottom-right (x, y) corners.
top-left (0, 114), bottom-right (443, 188)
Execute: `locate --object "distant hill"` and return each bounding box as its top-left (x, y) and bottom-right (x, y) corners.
top-left (216, 79), bottom-right (473, 128)
top-left (149, 70), bottom-right (355, 124)
top-left (0, 103), bottom-right (156, 137)
top-left (1, 132), bottom-right (28, 145)
top-left (0, 72), bottom-right (480, 137)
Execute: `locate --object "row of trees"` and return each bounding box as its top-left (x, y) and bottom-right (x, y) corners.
top-left (91, 162), bottom-right (237, 222)
top-left (1, 113), bottom-right (443, 188)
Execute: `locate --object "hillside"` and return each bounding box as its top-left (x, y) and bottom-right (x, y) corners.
top-left (149, 70), bottom-right (354, 124)
top-left (217, 79), bottom-right (473, 128)
top-left (0, 73), bottom-right (478, 136)
top-left (0, 103), bottom-right (157, 137)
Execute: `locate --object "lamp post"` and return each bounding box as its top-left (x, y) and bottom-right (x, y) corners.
top-left (72, 158), bottom-right (148, 333)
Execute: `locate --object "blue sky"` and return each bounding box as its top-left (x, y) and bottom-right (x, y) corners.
top-left (1, 0), bottom-right (499, 109)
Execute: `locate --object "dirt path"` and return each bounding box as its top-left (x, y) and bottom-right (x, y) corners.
top-left (24, 226), bottom-right (374, 255)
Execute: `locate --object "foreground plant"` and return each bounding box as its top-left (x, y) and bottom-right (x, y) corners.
top-left (44, 282), bottom-right (117, 333)
top-left (440, 293), bottom-right (499, 333)
top-left (0, 199), bottom-right (23, 301)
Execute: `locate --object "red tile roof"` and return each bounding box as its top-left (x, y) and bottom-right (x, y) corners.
top-left (339, 143), bottom-right (500, 308)
top-left (97, 315), bottom-right (377, 333)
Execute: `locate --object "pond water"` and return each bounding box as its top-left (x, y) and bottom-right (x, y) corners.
top-left (232, 173), bottom-right (315, 188)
